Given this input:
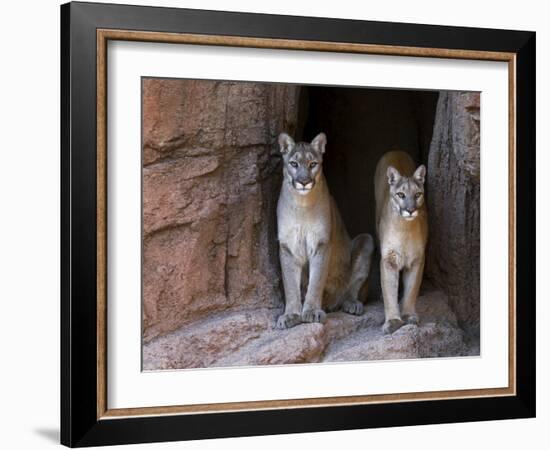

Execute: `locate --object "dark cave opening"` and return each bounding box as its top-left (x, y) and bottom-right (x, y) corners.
top-left (296, 85), bottom-right (440, 299)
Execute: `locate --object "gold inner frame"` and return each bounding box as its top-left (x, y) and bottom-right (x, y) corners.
top-left (96, 29), bottom-right (517, 420)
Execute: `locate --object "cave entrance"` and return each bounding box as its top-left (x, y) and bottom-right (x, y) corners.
top-left (296, 86), bottom-right (440, 298)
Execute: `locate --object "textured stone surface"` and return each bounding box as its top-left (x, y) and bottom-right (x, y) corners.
top-left (142, 79), bottom-right (301, 341)
top-left (425, 92), bottom-right (481, 327)
top-left (143, 290), bottom-right (471, 370)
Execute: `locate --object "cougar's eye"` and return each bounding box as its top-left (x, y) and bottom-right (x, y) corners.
top-left (309, 161), bottom-right (317, 169)
top-left (289, 161), bottom-right (298, 168)
top-left (415, 192), bottom-right (423, 199)
top-left (396, 192), bottom-right (405, 199)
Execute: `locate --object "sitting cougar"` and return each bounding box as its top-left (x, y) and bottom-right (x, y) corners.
top-left (276, 132), bottom-right (374, 329)
top-left (374, 150), bottom-right (428, 334)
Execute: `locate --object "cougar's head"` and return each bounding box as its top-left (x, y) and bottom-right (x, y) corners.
top-left (278, 132), bottom-right (326, 195)
top-left (387, 164), bottom-right (426, 221)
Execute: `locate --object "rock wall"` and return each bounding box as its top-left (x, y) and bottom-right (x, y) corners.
top-left (142, 79), bottom-right (301, 341)
top-left (425, 91), bottom-right (481, 327)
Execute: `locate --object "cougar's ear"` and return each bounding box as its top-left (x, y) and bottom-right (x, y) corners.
top-left (413, 165), bottom-right (426, 185)
top-left (310, 132), bottom-right (327, 154)
top-left (387, 166), bottom-right (402, 186)
top-left (278, 132), bottom-right (295, 155)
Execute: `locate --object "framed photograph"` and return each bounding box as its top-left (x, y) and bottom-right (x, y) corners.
top-left (61, 1), bottom-right (535, 447)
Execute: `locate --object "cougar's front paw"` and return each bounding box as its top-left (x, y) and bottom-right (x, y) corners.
top-left (301, 308), bottom-right (327, 324)
top-left (276, 313), bottom-right (302, 330)
top-left (402, 313), bottom-right (419, 325)
top-left (341, 299), bottom-right (364, 316)
top-left (383, 318), bottom-right (404, 334)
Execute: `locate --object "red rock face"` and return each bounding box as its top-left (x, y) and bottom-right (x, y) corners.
top-left (141, 78), bottom-right (301, 342)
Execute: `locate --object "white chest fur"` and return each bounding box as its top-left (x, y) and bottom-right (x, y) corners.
top-left (379, 209), bottom-right (427, 270)
top-left (277, 184), bottom-right (331, 265)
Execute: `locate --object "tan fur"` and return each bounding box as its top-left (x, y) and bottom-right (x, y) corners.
top-left (276, 132), bottom-right (374, 329)
top-left (374, 150), bottom-right (428, 334)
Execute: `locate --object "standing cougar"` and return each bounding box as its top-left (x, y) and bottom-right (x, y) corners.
top-left (276, 132), bottom-right (374, 329)
top-left (374, 150), bottom-right (428, 334)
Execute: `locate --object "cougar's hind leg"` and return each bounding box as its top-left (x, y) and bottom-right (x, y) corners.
top-left (341, 233), bottom-right (374, 316)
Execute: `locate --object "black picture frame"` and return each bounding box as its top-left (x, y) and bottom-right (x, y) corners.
top-left (61, 1), bottom-right (535, 447)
